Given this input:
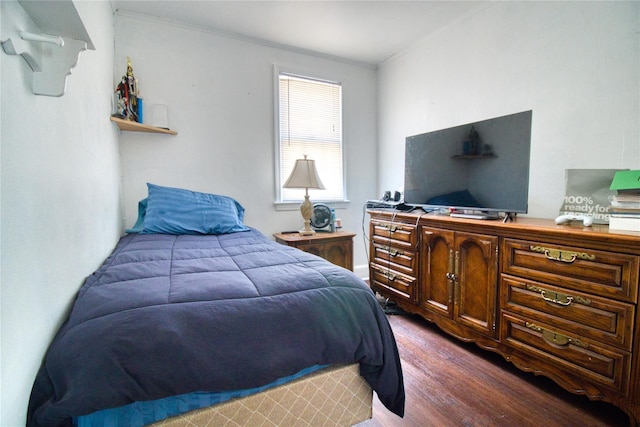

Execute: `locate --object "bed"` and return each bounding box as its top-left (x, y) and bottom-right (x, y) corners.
top-left (27, 184), bottom-right (405, 427)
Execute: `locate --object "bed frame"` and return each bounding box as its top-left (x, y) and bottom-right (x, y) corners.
top-left (150, 364), bottom-right (373, 426)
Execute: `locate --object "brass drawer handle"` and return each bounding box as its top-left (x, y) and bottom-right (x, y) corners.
top-left (381, 270), bottom-right (396, 281)
top-left (374, 244), bottom-right (404, 258)
top-left (388, 247), bottom-right (404, 257)
top-left (542, 290), bottom-right (573, 306)
top-left (529, 245), bottom-right (595, 263)
top-left (372, 264), bottom-right (398, 282)
top-left (380, 223), bottom-right (401, 233)
top-left (525, 322), bottom-right (589, 348)
top-left (525, 284), bottom-right (592, 307)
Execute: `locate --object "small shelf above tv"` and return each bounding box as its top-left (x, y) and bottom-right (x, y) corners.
top-left (110, 117), bottom-right (177, 135)
top-left (451, 154), bottom-right (497, 159)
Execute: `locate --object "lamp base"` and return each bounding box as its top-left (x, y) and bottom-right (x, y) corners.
top-left (298, 194), bottom-right (316, 236)
top-left (299, 228), bottom-right (316, 236)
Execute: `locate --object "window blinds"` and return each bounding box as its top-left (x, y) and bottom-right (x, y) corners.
top-left (279, 73), bottom-right (344, 201)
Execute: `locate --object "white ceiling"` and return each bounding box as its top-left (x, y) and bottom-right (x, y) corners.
top-left (111, 1), bottom-right (491, 66)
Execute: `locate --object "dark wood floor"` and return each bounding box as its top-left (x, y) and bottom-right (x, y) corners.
top-left (359, 311), bottom-right (631, 427)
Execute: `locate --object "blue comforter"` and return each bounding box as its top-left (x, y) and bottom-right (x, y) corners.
top-left (27, 229), bottom-right (404, 426)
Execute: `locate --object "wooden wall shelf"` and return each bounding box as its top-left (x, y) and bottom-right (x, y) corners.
top-left (110, 117), bottom-right (177, 135)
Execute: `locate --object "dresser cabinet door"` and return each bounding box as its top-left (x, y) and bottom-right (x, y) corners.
top-left (420, 227), bottom-right (455, 317)
top-left (454, 231), bottom-right (499, 337)
top-left (420, 227), bottom-right (499, 338)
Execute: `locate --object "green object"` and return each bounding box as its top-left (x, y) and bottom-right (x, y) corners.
top-left (610, 170), bottom-right (640, 191)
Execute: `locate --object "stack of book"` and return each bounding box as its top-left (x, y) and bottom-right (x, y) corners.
top-left (609, 170), bottom-right (640, 232)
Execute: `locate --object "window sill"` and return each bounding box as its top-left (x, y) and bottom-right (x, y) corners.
top-left (274, 200), bottom-right (351, 211)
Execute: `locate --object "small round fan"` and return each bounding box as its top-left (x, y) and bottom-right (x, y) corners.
top-left (311, 203), bottom-right (332, 230)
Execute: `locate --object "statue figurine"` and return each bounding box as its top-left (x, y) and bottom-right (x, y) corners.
top-left (114, 57), bottom-right (139, 122)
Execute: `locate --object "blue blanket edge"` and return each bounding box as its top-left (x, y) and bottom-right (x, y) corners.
top-left (74, 364), bottom-right (328, 427)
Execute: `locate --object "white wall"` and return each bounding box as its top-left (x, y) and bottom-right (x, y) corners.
top-left (114, 13), bottom-right (378, 274)
top-left (0, 1), bottom-right (119, 425)
top-left (378, 1), bottom-right (640, 219)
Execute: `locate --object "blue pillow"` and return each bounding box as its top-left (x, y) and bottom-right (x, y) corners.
top-left (125, 198), bottom-right (148, 234)
top-left (142, 183), bottom-right (250, 235)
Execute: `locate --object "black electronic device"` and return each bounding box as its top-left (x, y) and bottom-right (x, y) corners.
top-left (365, 200), bottom-right (417, 212)
top-left (366, 200), bottom-right (399, 209)
top-left (404, 110), bottom-right (532, 217)
top-left (381, 190), bottom-right (401, 202)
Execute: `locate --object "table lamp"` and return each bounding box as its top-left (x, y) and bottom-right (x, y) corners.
top-left (283, 155), bottom-right (325, 235)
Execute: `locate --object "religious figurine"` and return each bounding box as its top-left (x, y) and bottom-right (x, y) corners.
top-left (114, 57), bottom-right (139, 122)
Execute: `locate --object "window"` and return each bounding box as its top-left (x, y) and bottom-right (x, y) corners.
top-left (277, 71), bottom-right (344, 203)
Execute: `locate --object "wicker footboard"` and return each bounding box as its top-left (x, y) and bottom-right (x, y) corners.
top-left (150, 364), bottom-right (373, 427)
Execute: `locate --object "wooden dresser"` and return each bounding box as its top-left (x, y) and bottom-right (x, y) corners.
top-left (368, 209), bottom-right (640, 425)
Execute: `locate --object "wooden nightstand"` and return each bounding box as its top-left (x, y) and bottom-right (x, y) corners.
top-left (273, 231), bottom-right (356, 270)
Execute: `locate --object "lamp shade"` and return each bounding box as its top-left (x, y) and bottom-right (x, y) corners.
top-left (283, 155), bottom-right (325, 190)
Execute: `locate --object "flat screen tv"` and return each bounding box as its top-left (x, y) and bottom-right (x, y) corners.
top-left (404, 110), bottom-right (532, 218)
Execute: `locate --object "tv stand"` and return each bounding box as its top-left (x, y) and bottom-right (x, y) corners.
top-left (503, 212), bottom-right (516, 223)
top-left (368, 209), bottom-right (640, 425)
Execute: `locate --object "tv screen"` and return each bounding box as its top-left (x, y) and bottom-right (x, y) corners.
top-left (404, 110), bottom-right (532, 216)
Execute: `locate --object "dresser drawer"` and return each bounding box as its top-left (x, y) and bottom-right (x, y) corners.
top-left (501, 275), bottom-right (635, 350)
top-left (370, 263), bottom-right (417, 303)
top-left (371, 242), bottom-right (417, 276)
top-left (502, 239), bottom-right (639, 302)
top-left (371, 220), bottom-right (417, 248)
top-left (501, 313), bottom-right (631, 395)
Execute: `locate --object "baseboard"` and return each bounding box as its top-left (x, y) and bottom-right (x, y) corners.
top-left (354, 264), bottom-right (369, 280)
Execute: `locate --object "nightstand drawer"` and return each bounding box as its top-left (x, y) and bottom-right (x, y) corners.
top-left (501, 313), bottom-right (631, 395)
top-left (502, 239), bottom-right (639, 302)
top-left (501, 275), bottom-right (635, 350)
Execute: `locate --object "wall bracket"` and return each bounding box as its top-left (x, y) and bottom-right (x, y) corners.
top-left (1, 0), bottom-right (95, 97)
